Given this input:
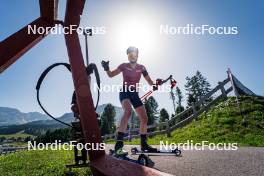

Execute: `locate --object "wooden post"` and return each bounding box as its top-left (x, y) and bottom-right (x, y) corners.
top-left (192, 102), bottom-right (197, 117)
top-left (128, 127), bottom-right (132, 142)
top-left (227, 68), bottom-right (239, 103)
top-left (166, 120), bottom-right (171, 137)
top-left (159, 123), bottom-right (163, 131)
top-left (218, 81), bottom-right (227, 99)
top-left (104, 135), bottom-right (107, 141)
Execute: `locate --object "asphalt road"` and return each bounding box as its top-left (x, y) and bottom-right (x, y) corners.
top-left (106, 145), bottom-right (264, 176)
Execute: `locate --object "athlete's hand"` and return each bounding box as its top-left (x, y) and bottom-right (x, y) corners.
top-left (152, 79), bottom-right (161, 91)
top-left (153, 84), bottom-right (158, 91)
top-left (101, 60), bottom-right (110, 71)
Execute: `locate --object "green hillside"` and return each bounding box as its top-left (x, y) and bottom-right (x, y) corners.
top-left (128, 96), bottom-right (264, 146)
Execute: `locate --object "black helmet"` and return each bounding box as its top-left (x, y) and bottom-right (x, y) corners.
top-left (127, 46), bottom-right (139, 55)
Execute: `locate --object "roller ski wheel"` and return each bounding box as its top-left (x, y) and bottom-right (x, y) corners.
top-left (138, 154), bottom-right (154, 167)
top-left (173, 148), bottom-right (181, 157)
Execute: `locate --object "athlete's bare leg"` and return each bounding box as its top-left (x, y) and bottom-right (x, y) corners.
top-left (118, 99), bottom-right (132, 133)
top-left (135, 105), bottom-right (158, 152)
top-left (114, 99), bottom-right (132, 153)
top-left (135, 105), bottom-right (148, 134)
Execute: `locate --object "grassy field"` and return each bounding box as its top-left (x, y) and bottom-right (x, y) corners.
top-left (0, 149), bottom-right (91, 176)
top-left (0, 131), bottom-right (34, 139)
top-left (125, 96), bottom-right (264, 147)
top-left (0, 131), bottom-right (34, 147)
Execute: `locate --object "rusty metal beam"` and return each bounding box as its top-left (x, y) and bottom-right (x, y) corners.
top-left (90, 155), bottom-right (172, 176)
top-left (39, 0), bottom-right (58, 22)
top-left (0, 18), bottom-right (54, 73)
top-left (64, 0), bottom-right (105, 161)
top-left (0, 0), bottom-right (58, 73)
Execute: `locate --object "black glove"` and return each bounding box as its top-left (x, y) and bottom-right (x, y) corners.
top-left (101, 60), bottom-right (109, 71)
top-left (152, 79), bottom-right (163, 91)
top-left (153, 84), bottom-right (158, 91)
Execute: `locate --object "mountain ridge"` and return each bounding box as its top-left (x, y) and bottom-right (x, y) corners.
top-left (0, 107), bottom-right (48, 126)
top-left (0, 105), bottom-right (123, 134)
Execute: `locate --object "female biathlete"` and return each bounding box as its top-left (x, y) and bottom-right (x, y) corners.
top-left (101, 46), bottom-right (159, 155)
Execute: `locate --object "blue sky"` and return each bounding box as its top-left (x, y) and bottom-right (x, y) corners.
top-left (0, 0), bottom-right (263, 116)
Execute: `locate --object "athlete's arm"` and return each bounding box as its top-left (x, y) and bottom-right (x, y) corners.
top-left (101, 60), bottom-right (121, 78)
top-left (142, 66), bottom-right (154, 86)
top-left (144, 75), bottom-right (155, 86)
top-left (106, 68), bottom-right (121, 78)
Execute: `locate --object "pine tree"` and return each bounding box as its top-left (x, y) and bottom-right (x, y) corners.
top-left (175, 87), bottom-right (185, 114)
top-left (185, 71), bottom-right (211, 107)
top-left (159, 108), bottom-right (170, 123)
top-left (144, 96), bottom-right (159, 125)
top-left (100, 104), bottom-right (116, 135)
top-left (170, 89), bottom-right (177, 113)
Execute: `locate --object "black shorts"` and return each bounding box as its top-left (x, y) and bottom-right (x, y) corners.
top-left (119, 90), bottom-right (143, 108)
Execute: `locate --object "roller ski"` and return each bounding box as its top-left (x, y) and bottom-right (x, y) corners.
top-left (132, 135), bottom-right (181, 157)
top-left (131, 146), bottom-right (182, 157)
top-left (109, 148), bottom-right (155, 167)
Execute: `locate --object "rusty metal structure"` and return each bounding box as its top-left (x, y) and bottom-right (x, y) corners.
top-left (0, 0), bottom-right (168, 175)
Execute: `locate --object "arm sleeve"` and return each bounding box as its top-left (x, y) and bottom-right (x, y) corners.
top-left (142, 66), bottom-right (149, 77)
top-left (117, 63), bottom-right (125, 71)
